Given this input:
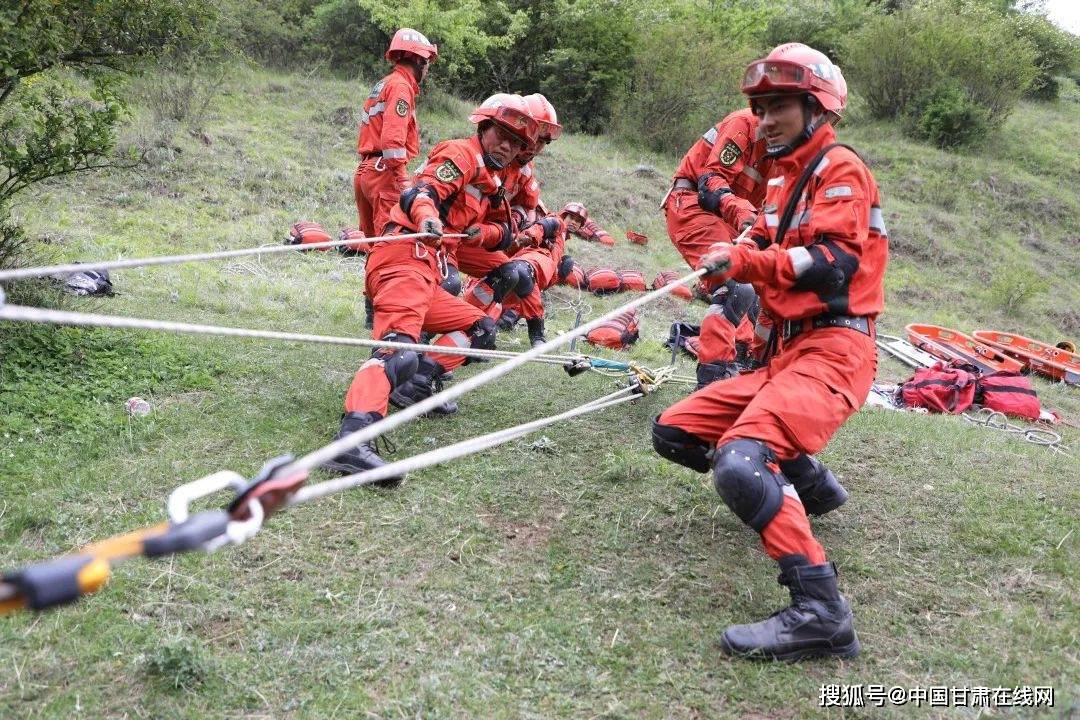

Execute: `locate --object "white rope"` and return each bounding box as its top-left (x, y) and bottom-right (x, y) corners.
top-left (289, 386), bottom-right (639, 504)
top-left (0, 303), bottom-right (581, 365)
top-left (285, 266), bottom-right (709, 476)
top-left (0, 232), bottom-right (463, 282)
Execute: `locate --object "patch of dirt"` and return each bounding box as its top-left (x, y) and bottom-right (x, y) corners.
top-left (478, 508), bottom-right (567, 551)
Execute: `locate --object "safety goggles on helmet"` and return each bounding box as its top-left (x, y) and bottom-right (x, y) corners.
top-left (487, 106), bottom-right (540, 148)
top-left (742, 59), bottom-right (833, 97)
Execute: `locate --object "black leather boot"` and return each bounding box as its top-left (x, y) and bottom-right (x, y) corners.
top-left (389, 357), bottom-right (458, 415)
top-left (497, 307), bottom-right (520, 330)
top-left (526, 317), bottom-right (546, 347)
top-left (695, 361), bottom-right (738, 389)
top-left (721, 559), bottom-right (860, 661)
top-left (320, 412), bottom-right (402, 487)
top-left (780, 455), bottom-right (848, 516)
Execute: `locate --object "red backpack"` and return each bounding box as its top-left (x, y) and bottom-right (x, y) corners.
top-left (286, 221), bottom-right (332, 250)
top-left (586, 267), bottom-right (621, 294)
top-left (976, 371), bottom-right (1041, 420)
top-left (586, 310), bottom-right (640, 349)
top-left (653, 271), bottom-right (694, 301)
top-left (900, 362), bottom-right (978, 414)
top-left (618, 269), bottom-right (647, 292)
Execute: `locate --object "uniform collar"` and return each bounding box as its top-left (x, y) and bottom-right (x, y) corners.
top-left (392, 63), bottom-right (420, 95)
top-left (775, 122), bottom-right (837, 174)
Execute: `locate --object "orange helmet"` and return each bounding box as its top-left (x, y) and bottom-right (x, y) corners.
top-left (560, 202), bottom-right (588, 222)
top-left (742, 43), bottom-right (846, 117)
top-left (385, 28), bottom-right (438, 63)
top-left (523, 93), bottom-right (562, 143)
top-left (469, 94), bottom-right (540, 147)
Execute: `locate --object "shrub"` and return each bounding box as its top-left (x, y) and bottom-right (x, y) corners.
top-left (761, 0), bottom-right (880, 64)
top-left (615, 20), bottom-right (755, 154)
top-left (843, 0), bottom-right (1037, 144)
top-left (906, 84), bottom-right (992, 148)
top-left (1008, 12), bottom-right (1080, 101)
top-left (536, 0), bottom-right (636, 134)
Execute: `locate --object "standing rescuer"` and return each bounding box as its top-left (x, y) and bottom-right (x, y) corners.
top-left (651, 42), bottom-right (887, 661)
top-left (354, 28), bottom-right (438, 238)
top-left (324, 102), bottom-right (539, 483)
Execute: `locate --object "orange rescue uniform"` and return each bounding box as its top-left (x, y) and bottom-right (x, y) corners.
top-left (354, 64), bottom-right (422, 237)
top-left (657, 122), bottom-right (887, 562)
top-left (344, 136), bottom-right (502, 416)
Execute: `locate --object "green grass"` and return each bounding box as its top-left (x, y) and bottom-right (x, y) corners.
top-left (1, 65), bottom-right (1077, 718)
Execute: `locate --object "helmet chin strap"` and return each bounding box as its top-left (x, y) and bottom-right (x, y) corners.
top-left (477, 126), bottom-right (505, 170)
top-left (765, 96), bottom-right (825, 158)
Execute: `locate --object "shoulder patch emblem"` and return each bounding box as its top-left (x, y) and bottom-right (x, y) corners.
top-left (395, 99), bottom-right (409, 117)
top-left (434, 159), bottom-right (464, 183)
top-left (368, 80), bottom-right (386, 100)
top-left (718, 141), bottom-right (742, 167)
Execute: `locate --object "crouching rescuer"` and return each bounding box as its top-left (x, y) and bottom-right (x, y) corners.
top-left (651, 43), bottom-right (888, 660)
top-left (324, 103), bottom-right (540, 484)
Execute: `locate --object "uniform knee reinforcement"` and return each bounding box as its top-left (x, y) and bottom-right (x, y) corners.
top-left (468, 316), bottom-right (497, 350)
top-left (441, 265), bottom-right (462, 296)
top-left (712, 438), bottom-right (787, 532)
top-left (651, 417), bottom-right (712, 473)
top-left (374, 332), bottom-right (419, 390)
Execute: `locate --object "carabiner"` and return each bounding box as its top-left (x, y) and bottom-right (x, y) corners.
top-left (374, 156), bottom-right (386, 172)
top-left (167, 470), bottom-right (247, 524)
top-left (437, 249), bottom-right (449, 280)
top-left (413, 241), bottom-right (429, 260)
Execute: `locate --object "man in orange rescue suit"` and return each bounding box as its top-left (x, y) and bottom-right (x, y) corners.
top-left (323, 103), bottom-right (539, 482)
top-left (664, 106), bottom-right (773, 388)
top-left (354, 28), bottom-right (438, 238)
top-left (651, 42), bottom-right (887, 661)
top-left (465, 93), bottom-right (564, 346)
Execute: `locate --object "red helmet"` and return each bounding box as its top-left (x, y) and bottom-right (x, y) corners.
top-left (523, 93), bottom-right (562, 143)
top-left (741, 43), bottom-right (846, 116)
top-left (469, 94), bottom-right (540, 147)
top-left (385, 28), bottom-right (438, 63)
top-left (560, 202), bottom-right (588, 222)
top-left (468, 93), bottom-right (527, 123)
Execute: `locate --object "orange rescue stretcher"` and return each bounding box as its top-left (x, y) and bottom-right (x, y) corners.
top-left (905, 323), bottom-right (1024, 375)
top-left (972, 330), bottom-right (1080, 386)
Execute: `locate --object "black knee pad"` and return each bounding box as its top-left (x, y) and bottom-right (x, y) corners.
top-left (712, 438), bottom-right (787, 532)
top-left (468, 316), bottom-right (497, 350)
top-left (509, 259), bottom-right (535, 298)
top-left (440, 265), bottom-right (462, 296)
top-left (374, 332), bottom-right (419, 389)
top-left (651, 416), bottom-right (712, 473)
top-left (711, 281), bottom-right (758, 326)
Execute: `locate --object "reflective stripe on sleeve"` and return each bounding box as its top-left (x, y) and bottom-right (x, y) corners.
top-left (742, 165), bottom-right (763, 184)
top-left (787, 247), bottom-right (813, 277)
top-left (382, 148), bottom-right (407, 159)
top-left (824, 185), bottom-right (852, 199)
top-left (768, 176), bottom-right (785, 187)
top-left (702, 127), bottom-right (719, 145)
top-left (765, 213), bottom-right (779, 228)
top-left (813, 156), bottom-right (831, 176)
top-left (869, 206), bottom-right (888, 235)
top-left (464, 184), bottom-right (482, 200)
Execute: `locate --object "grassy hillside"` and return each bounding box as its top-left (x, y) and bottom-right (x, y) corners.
top-left (0, 66), bottom-right (1077, 718)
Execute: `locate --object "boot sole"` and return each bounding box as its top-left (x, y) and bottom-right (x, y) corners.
top-left (721, 634), bottom-right (861, 662)
top-left (319, 460), bottom-right (404, 488)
